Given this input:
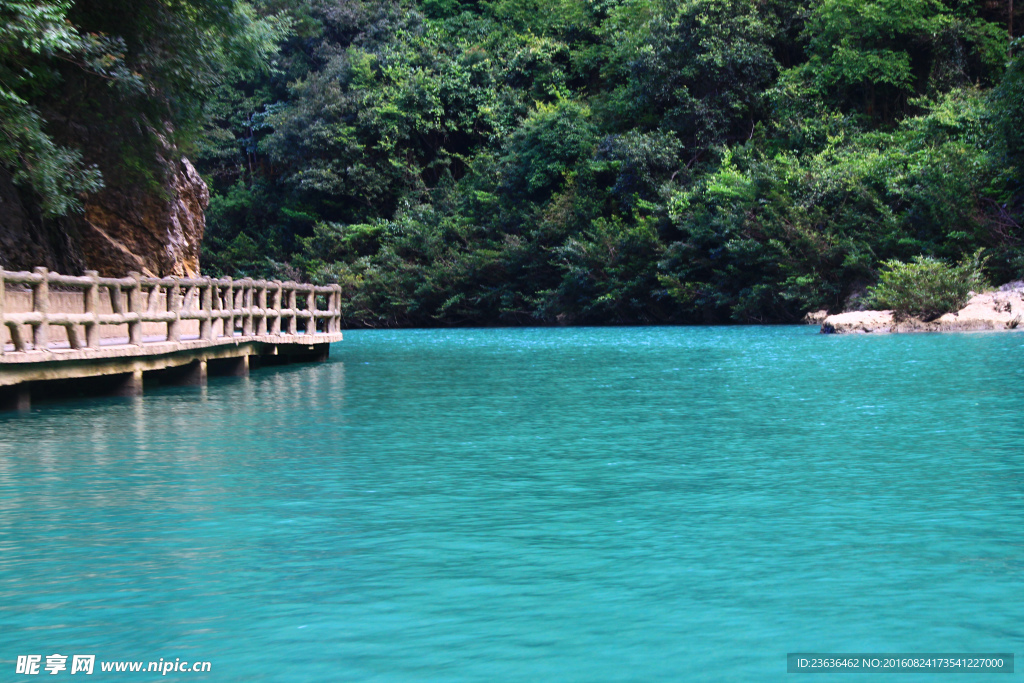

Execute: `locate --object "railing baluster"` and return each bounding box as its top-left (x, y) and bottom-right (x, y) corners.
top-left (85, 271), bottom-right (100, 348)
top-left (256, 283), bottom-right (268, 336)
top-left (200, 281), bottom-right (212, 341)
top-left (127, 272), bottom-right (142, 345)
top-left (67, 324), bottom-right (84, 350)
top-left (168, 280), bottom-right (181, 342)
top-left (333, 285), bottom-right (342, 332)
top-left (110, 283), bottom-right (123, 316)
top-left (287, 287), bottom-right (297, 335)
top-left (306, 286), bottom-right (316, 335)
top-left (147, 283), bottom-right (160, 313)
top-left (211, 282), bottom-right (221, 338)
top-left (224, 277), bottom-right (234, 338)
top-left (8, 320), bottom-right (27, 352)
top-left (271, 281), bottom-right (282, 335)
top-left (32, 267), bottom-right (49, 351)
top-left (242, 280), bottom-right (254, 337)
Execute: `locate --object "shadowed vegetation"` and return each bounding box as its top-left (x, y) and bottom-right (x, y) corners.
top-left (3, 0), bottom-right (1022, 325)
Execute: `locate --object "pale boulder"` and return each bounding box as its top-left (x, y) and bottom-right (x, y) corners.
top-left (821, 285), bottom-right (1024, 334)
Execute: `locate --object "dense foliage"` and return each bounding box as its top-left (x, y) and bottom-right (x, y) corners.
top-left (4, 0), bottom-right (1021, 325)
top-left (0, 0), bottom-right (284, 211)
top-left (865, 250), bottom-right (988, 320)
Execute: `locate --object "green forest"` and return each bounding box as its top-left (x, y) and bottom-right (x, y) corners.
top-left (3, 0), bottom-right (1023, 325)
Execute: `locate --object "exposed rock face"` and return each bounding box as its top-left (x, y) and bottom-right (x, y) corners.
top-left (73, 157), bottom-right (209, 277)
top-left (0, 156), bottom-right (208, 277)
top-left (802, 309), bottom-right (829, 325)
top-left (821, 284), bottom-right (1024, 334)
top-left (0, 167), bottom-right (86, 274)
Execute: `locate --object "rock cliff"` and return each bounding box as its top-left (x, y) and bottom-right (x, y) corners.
top-left (0, 155), bottom-right (208, 277)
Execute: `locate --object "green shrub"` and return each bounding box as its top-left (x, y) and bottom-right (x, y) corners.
top-left (865, 250), bottom-right (988, 321)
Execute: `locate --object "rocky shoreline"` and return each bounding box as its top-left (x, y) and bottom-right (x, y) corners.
top-left (817, 283), bottom-right (1024, 334)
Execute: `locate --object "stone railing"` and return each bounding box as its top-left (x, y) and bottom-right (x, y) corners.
top-left (0, 267), bottom-right (342, 355)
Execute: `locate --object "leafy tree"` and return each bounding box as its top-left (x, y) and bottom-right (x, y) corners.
top-left (865, 250), bottom-right (988, 320)
top-left (599, 0), bottom-right (779, 157)
top-left (188, 0), bottom-right (1023, 327)
top-left (796, 0), bottom-right (1005, 118)
top-left (0, 0), bottom-right (286, 220)
top-left (0, 0), bottom-right (110, 213)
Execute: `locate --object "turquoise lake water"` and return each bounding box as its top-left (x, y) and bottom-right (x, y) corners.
top-left (1, 327), bottom-right (1022, 681)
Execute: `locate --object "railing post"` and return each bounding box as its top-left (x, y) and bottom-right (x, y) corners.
top-left (84, 270), bottom-right (101, 348)
top-left (224, 277), bottom-right (234, 338)
top-left (287, 287), bottom-right (297, 335)
top-left (256, 283), bottom-right (268, 336)
top-left (332, 285), bottom-right (342, 332)
top-left (3, 270), bottom-right (25, 353)
top-left (238, 282), bottom-right (247, 335)
top-left (306, 286), bottom-right (316, 335)
top-left (127, 272), bottom-right (142, 345)
top-left (200, 280), bottom-right (212, 341)
top-left (168, 280), bottom-right (182, 342)
top-left (271, 281), bottom-right (282, 335)
top-left (32, 267), bottom-right (49, 351)
top-left (242, 280), bottom-right (254, 337)
top-left (211, 282), bottom-right (221, 337)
